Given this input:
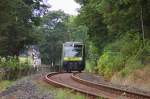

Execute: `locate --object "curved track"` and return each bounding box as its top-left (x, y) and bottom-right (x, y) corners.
top-left (44, 72), bottom-right (150, 99)
top-left (45, 73), bottom-right (119, 99)
top-left (72, 73), bottom-right (150, 99)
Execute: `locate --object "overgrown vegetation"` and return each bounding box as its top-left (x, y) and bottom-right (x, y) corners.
top-left (0, 80), bottom-right (14, 92)
top-left (75, 0), bottom-right (150, 79)
top-left (37, 11), bottom-right (88, 64)
top-left (0, 57), bottom-right (32, 80)
top-left (0, 0), bottom-right (48, 56)
top-left (0, 0), bottom-right (149, 91)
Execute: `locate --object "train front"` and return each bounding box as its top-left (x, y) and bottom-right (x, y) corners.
top-left (62, 42), bottom-right (85, 72)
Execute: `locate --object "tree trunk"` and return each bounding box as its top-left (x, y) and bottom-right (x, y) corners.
top-left (140, 7), bottom-right (145, 47)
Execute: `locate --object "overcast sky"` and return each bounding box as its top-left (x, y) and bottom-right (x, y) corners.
top-left (47, 0), bottom-right (80, 15)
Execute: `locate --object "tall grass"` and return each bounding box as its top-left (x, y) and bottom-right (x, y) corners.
top-left (85, 59), bottom-right (97, 72)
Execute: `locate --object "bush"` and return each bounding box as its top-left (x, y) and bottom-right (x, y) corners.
top-left (120, 57), bottom-right (144, 77)
top-left (97, 51), bottom-right (124, 78)
top-left (85, 41), bottom-right (99, 73)
top-left (96, 32), bottom-right (149, 79)
top-left (85, 59), bottom-right (97, 72)
top-left (0, 56), bottom-right (32, 80)
top-left (0, 56), bottom-right (31, 69)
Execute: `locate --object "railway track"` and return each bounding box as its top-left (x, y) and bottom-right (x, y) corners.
top-left (44, 72), bottom-right (150, 99)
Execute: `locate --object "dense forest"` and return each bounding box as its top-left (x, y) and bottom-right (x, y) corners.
top-left (74, 0), bottom-right (150, 77)
top-left (0, 0), bottom-right (48, 56)
top-left (74, 0), bottom-right (150, 90)
top-left (0, 0), bottom-right (150, 89)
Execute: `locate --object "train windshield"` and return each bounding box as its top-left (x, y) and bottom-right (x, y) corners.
top-left (64, 45), bottom-right (83, 57)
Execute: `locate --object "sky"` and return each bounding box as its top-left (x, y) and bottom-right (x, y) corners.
top-left (47, 0), bottom-right (80, 15)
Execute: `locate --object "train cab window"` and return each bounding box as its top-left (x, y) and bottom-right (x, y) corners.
top-left (64, 45), bottom-right (83, 57)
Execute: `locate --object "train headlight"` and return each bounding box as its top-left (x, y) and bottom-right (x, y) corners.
top-left (79, 57), bottom-right (82, 60)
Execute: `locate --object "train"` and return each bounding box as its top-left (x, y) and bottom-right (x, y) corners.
top-left (61, 42), bottom-right (85, 72)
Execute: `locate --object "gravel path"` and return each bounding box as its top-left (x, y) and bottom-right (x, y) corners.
top-left (0, 73), bottom-right (54, 99)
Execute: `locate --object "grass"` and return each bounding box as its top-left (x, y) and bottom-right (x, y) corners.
top-left (36, 80), bottom-right (104, 99)
top-left (55, 89), bottom-right (86, 99)
top-left (0, 80), bottom-right (14, 92)
top-left (37, 80), bottom-right (86, 99)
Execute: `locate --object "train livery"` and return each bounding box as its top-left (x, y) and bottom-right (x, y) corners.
top-left (62, 42), bottom-right (85, 72)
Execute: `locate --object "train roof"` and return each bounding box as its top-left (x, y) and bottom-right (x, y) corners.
top-left (63, 42), bottom-right (83, 45)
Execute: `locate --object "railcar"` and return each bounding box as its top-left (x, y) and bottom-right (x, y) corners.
top-left (62, 42), bottom-right (85, 72)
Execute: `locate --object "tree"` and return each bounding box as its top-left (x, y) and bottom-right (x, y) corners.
top-left (38, 10), bottom-right (69, 64)
top-left (75, 0), bottom-right (150, 76)
top-left (75, 0), bottom-right (108, 54)
top-left (0, 0), bottom-right (48, 56)
top-left (66, 16), bottom-right (88, 42)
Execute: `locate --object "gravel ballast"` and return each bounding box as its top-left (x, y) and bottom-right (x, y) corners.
top-left (0, 73), bottom-right (54, 99)
top-left (77, 72), bottom-right (150, 95)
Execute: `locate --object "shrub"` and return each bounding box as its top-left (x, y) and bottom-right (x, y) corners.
top-left (85, 59), bottom-right (97, 72)
top-left (120, 57), bottom-right (144, 77)
top-left (97, 51), bottom-right (124, 78)
top-left (96, 31), bottom-right (148, 78)
top-left (0, 56), bottom-right (32, 80)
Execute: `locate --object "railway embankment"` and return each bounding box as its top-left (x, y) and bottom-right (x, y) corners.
top-left (111, 65), bottom-right (150, 92)
top-left (75, 72), bottom-right (150, 97)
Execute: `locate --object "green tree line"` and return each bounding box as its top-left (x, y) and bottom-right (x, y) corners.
top-left (0, 0), bottom-right (149, 80)
top-left (75, 0), bottom-right (150, 78)
top-left (0, 0), bottom-right (87, 65)
top-left (0, 0), bottom-right (47, 56)
top-left (37, 11), bottom-right (87, 64)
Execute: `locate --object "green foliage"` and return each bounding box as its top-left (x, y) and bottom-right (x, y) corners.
top-left (97, 51), bottom-right (124, 78)
top-left (97, 32), bottom-right (149, 78)
top-left (85, 60), bottom-right (96, 72)
top-left (0, 56), bottom-right (31, 70)
top-left (120, 58), bottom-right (143, 77)
top-left (0, 56), bottom-right (32, 80)
top-left (0, 0), bottom-right (48, 56)
top-left (55, 89), bottom-right (85, 99)
top-left (0, 80), bottom-right (14, 92)
top-left (75, 0), bottom-right (108, 53)
top-left (38, 11), bottom-right (88, 64)
top-left (87, 41), bottom-right (99, 58)
top-left (38, 10), bottom-right (69, 64)
top-left (85, 41), bottom-right (99, 72)
top-left (67, 16), bottom-right (88, 42)
top-left (76, 0), bottom-right (150, 78)
top-left (106, 32), bottom-right (142, 58)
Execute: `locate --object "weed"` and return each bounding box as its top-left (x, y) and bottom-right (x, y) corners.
top-left (0, 80), bottom-right (14, 92)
